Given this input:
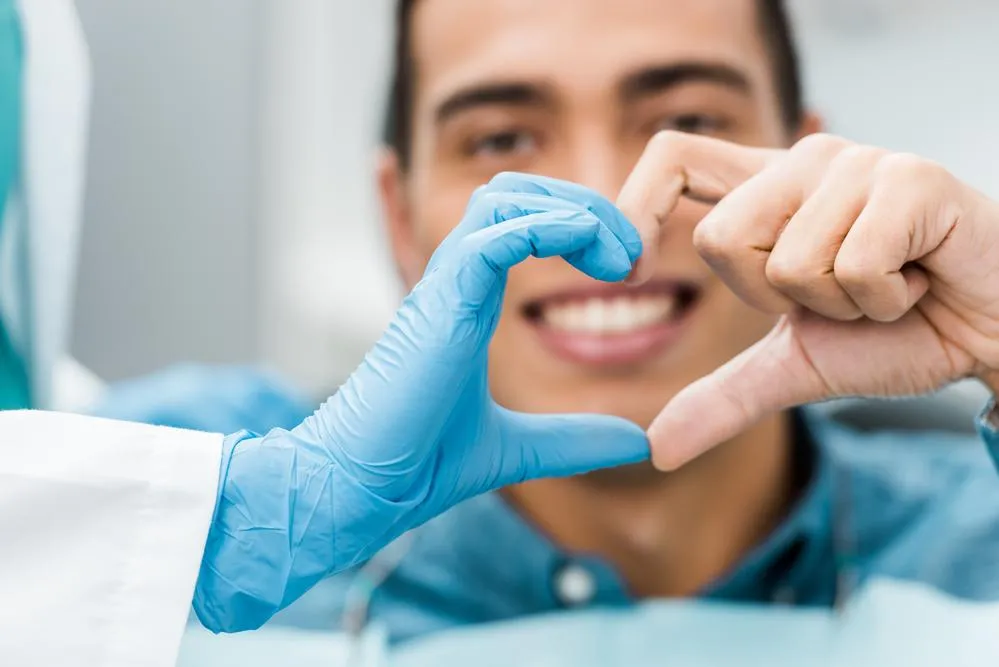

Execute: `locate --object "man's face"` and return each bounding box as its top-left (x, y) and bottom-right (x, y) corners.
top-left (381, 0), bottom-right (805, 430)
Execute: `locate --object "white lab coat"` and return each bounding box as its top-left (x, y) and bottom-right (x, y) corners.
top-left (0, 3), bottom-right (225, 665)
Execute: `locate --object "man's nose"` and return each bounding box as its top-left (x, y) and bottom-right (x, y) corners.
top-left (563, 135), bottom-right (630, 203)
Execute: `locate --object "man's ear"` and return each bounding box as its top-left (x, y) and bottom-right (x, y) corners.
top-left (794, 110), bottom-right (825, 142)
top-left (376, 147), bottom-right (423, 289)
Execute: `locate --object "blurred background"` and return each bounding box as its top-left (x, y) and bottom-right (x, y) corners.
top-left (70, 0), bottom-right (999, 399)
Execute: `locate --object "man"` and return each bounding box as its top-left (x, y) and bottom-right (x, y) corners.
top-left (269, 0), bottom-right (999, 644)
top-left (5, 0), bottom-right (999, 662)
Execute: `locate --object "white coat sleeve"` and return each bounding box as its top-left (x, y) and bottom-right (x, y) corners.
top-left (0, 410), bottom-right (222, 667)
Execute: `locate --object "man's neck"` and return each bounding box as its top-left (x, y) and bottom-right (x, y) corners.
top-left (502, 412), bottom-right (795, 598)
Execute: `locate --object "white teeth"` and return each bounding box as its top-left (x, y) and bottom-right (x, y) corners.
top-left (564, 303), bottom-right (586, 330)
top-left (661, 297), bottom-right (676, 320)
top-left (607, 299), bottom-right (633, 333)
top-left (542, 294), bottom-right (680, 334)
top-left (636, 298), bottom-right (661, 324)
top-left (583, 299), bottom-right (605, 331)
top-left (546, 306), bottom-right (570, 330)
top-left (644, 296), bottom-right (675, 322)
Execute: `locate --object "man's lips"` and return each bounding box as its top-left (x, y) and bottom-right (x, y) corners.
top-left (522, 281), bottom-right (702, 366)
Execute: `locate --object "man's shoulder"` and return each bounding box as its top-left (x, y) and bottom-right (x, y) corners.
top-left (813, 412), bottom-right (999, 599)
top-left (816, 410), bottom-right (994, 484)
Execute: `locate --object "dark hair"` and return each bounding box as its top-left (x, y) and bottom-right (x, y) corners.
top-left (383, 0), bottom-right (804, 169)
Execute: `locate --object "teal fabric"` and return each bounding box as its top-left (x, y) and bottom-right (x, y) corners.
top-left (265, 406), bottom-right (999, 646)
top-left (0, 0), bottom-right (29, 410)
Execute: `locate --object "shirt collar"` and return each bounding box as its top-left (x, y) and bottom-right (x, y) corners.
top-left (702, 408), bottom-right (835, 604)
top-left (409, 408), bottom-right (837, 610)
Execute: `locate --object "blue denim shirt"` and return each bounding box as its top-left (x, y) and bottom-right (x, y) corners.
top-left (270, 405), bottom-right (999, 645)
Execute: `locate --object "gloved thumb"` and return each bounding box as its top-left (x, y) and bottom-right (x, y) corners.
top-left (647, 316), bottom-right (827, 471)
top-left (495, 408), bottom-right (650, 487)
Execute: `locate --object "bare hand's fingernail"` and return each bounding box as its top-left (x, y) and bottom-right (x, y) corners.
top-left (651, 443), bottom-right (694, 472)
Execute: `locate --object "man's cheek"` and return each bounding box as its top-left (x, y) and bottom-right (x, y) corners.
top-left (723, 307), bottom-right (779, 355)
top-left (418, 209), bottom-right (465, 254)
top-left (410, 220), bottom-right (450, 267)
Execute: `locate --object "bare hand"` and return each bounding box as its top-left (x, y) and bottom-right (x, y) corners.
top-left (617, 132), bottom-right (999, 470)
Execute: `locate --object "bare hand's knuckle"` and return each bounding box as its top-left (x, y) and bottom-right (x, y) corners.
top-left (792, 133), bottom-right (852, 159)
top-left (830, 145), bottom-right (886, 172)
top-left (765, 255), bottom-right (809, 288)
top-left (649, 129), bottom-right (687, 153)
top-left (833, 253), bottom-right (874, 287)
top-left (647, 130), bottom-right (697, 167)
top-left (876, 153), bottom-right (947, 188)
top-left (692, 221), bottom-right (733, 261)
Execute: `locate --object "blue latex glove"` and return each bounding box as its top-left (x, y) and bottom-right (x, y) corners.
top-left (90, 364), bottom-right (313, 434)
top-left (194, 173), bottom-right (650, 633)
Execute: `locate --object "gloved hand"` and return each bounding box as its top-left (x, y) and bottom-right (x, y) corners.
top-left (193, 173), bottom-right (650, 633)
top-left (89, 364), bottom-right (313, 434)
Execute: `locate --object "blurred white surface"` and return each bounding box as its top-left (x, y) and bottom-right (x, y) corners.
top-left (255, 0), bottom-right (397, 396)
top-left (174, 579), bottom-right (999, 667)
top-left (177, 624), bottom-right (387, 667)
top-left (791, 0), bottom-right (999, 197)
top-left (70, 0), bottom-right (999, 398)
top-left (394, 579), bottom-right (999, 667)
top-left (73, 0), bottom-right (264, 380)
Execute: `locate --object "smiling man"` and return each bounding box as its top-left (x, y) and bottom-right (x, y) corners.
top-left (270, 0), bottom-right (999, 643)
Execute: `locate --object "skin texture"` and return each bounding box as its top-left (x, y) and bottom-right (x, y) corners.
top-left (615, 132), bottom-right (999, 469)
top-left (376, 0), bottom-right (824, 596)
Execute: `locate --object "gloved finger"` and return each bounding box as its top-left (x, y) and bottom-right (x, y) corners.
top-left (426, 191), bottom-right (633, 280)
top-left (485, 172), bottom-right (643, 264)
top-left (441, 208), bottom-right (634, 309)
top-left (332, 207), bottom-right (629, 479)
top-left (296, 209), bottom-right (624, 498)
top-left (493, 408), bottom-right (649, 487)
top-left (424, 187), bottom-right (524, 275)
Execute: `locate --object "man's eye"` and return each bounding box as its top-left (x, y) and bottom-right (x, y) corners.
top-left (467, 131), bottom-right (538, 158)
top-left (654, 114), bottom-right (728, 136)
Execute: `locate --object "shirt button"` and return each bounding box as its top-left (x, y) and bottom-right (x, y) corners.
top-left (553, 562), bottom-right (597, 607)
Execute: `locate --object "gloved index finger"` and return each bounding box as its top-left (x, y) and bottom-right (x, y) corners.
top-left (486, 172), bottom-right (643, 265)
top-left (423, 185), bottom-right (495, 275)
top-left (426, 190), bottom-right (630, 277)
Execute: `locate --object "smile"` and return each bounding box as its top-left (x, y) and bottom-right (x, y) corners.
top-left (522, 281), bottom-right (702, 366)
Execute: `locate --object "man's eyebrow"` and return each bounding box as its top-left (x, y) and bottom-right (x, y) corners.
top-left (434, 82), bottom-right (551, 125)
top-left (620, 62), bottom-right (753, 101)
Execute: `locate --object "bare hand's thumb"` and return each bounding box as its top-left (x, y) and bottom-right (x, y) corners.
top-left (648, 318), bottom-right (826, 470)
